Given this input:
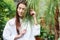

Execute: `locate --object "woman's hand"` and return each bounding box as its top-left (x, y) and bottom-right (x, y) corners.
top-left (14, 29), bottom-right (26, 40)
top-left (30, 9), bottom-right (36, 17)
top-left (20, 29), bottom-right (26, 36)
top-left (30, 9), bottom-right (37, 25)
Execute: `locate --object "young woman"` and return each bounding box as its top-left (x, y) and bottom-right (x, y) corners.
top-left (3, 0), bottom-right (40, 40)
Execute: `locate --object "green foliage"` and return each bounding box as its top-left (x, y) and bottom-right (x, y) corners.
top-left (3, 0), bottom-right (16, 18)
top-left (45, 0), bottom-right (55, 26)
top-left (58, 38), bottom-right (60, 40)
top-left (40, 26), bottom-right (55, 40)
top-left (40, 0), bottom-right (59, 40)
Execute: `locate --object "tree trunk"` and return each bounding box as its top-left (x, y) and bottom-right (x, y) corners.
top-left (54, 5), bottom-right (59, 40)
top-left (59, 17), bottom-right (60, 37)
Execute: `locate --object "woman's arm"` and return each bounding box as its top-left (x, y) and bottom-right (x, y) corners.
top-left (30, 9), bottom-right (37, 25)
top-left (14, 29), bottom-right (26, 40)
top-left (30, 9), bottom-right (40, 36)
top-left (3, 21), bottom-right (26, 40)
top-left (32, 24), bottom-right (40, 36)
top-left (3, 22), bottom-right (16, 40)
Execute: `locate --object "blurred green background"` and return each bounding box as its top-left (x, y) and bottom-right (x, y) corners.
top-left (0, 0), bottom-right (60, 40)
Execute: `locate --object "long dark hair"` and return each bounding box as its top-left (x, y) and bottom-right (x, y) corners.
top-left (15, 0), bottom-right (27, 31)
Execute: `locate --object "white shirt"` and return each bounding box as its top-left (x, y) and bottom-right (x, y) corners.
top-left (3, 18), bottom-right (40, 40)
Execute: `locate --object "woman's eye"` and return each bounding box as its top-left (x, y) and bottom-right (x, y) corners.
top-left (22, 8), bottom-right (24, 10)
top-left (18, 7), bottom-right (21, 10)
top-left (22, 8), bottom-right (26, 11)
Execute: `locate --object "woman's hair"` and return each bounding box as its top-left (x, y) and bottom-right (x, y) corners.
top-left (15, 0), bottom-right (27, 30)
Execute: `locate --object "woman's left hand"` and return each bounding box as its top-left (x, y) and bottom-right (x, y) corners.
top-left (30, 9), bottom-right (36, 18)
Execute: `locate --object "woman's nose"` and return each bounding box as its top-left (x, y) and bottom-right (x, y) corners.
top-left (20, 9), bottom-right (23, 12)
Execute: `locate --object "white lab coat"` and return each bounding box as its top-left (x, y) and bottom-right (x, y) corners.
top-left (3, 18), bottom-right (40, 40)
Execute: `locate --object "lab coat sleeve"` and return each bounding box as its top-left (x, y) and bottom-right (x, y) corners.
top-left (3, 21), bottom-right (16, 40)
top-left (32, 24), bottom-right (40, 36)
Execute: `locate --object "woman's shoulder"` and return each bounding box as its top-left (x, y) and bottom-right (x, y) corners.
top-left (7, 18), bottom-right (16, 26)
top-left (4, 18), bottom-right (16, 29)
top-left (8, 18), bottom-right (15, 22)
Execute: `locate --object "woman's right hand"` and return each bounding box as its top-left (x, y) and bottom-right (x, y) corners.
top-left (20, 29), bottom-right (26, 36)
top-left (14, 29), bottom-right (26, 40)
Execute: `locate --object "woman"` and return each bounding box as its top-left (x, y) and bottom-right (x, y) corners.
top-left (3, 0), bottom-right (40, 40)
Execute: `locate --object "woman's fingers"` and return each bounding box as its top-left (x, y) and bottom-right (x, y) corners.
top-left (20, 29), bottom-right (26, 35)
top-left (30, 9), bottom-right (36, 16)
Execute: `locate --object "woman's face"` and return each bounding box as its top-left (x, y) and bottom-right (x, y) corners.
top-left (17, 3), bottom-right (27, 18)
